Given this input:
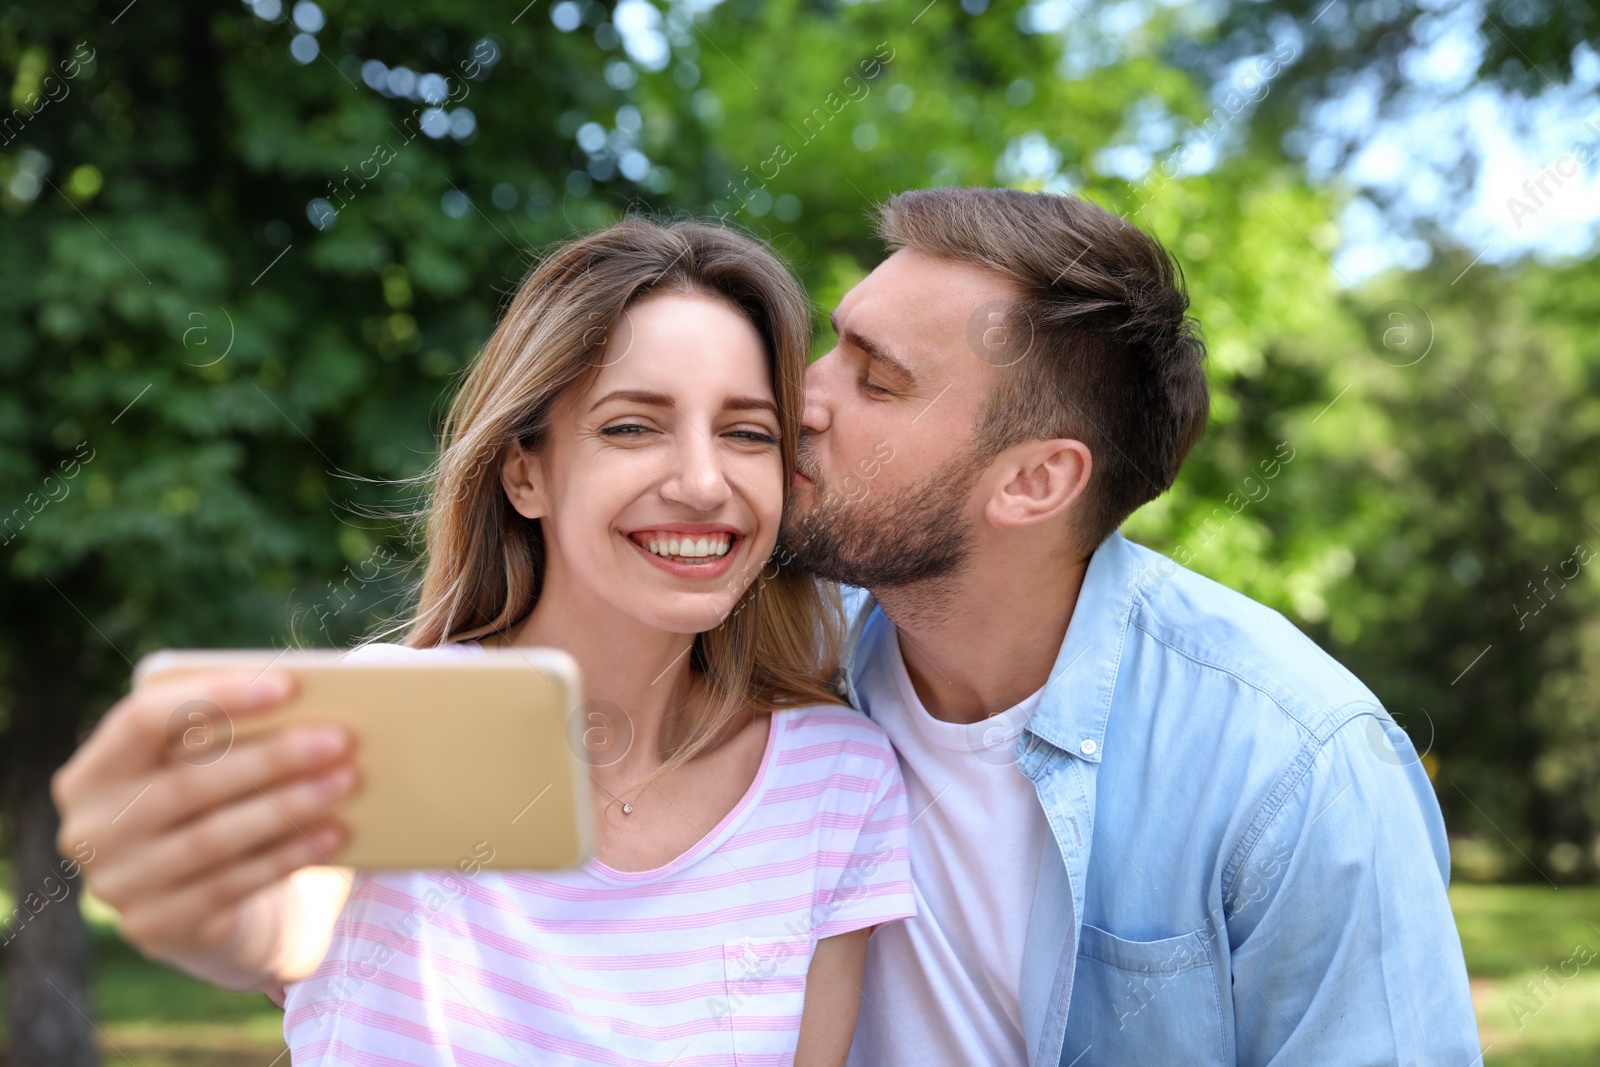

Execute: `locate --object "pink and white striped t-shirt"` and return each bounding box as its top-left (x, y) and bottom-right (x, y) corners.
top-left (283, 642), bottom-right (915, 1066)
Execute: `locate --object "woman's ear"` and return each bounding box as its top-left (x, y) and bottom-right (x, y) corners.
top-left (500, 440), bottom-right (549, 520)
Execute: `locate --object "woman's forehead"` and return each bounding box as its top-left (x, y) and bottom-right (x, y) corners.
top-left (582, 293), bottom-right (775, 401)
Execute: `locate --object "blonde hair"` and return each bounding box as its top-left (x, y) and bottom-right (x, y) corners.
top-left (387, 218), bottom-right (843, 771)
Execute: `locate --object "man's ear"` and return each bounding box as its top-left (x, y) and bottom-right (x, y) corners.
top-left (983, 438), bottom-right (1092, 530)
top-left (500, 440), bottom-right (549, 520)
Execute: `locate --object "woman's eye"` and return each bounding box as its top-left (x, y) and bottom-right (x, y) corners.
top-left (599, 423), bottom-right (652, 437)
top-left (728, 429), bottom-right (779, 445)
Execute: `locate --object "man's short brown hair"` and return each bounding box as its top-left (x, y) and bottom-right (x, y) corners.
top-left (877, 187), bottom-right (1209, 552)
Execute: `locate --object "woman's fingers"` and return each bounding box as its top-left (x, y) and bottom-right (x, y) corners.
top-left (99, 722), bottom-right (355, 841)
top-left (53, 667), bottom-right (356, 878)
top-left (90, 764), bottom-right (361, 908)
top-left (53, 670), bottom-right (296, 801)
top-left (116, 822), bottom-right (349, 962)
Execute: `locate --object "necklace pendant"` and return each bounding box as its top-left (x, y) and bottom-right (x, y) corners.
top-left (621, 803), bottom-right (634, 815)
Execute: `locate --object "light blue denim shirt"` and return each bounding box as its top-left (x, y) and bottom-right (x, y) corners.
top-left (838, 531), bottom-right (1480, 1066)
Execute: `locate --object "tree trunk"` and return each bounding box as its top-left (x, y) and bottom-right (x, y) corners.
top-left (3, 622), bottom-right (99, 1067)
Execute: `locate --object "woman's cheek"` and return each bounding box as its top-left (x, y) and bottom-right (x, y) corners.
top-left (747, 454), bottom-right (786, 541)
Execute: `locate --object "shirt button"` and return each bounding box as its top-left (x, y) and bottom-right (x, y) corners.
top-left (1079, 738), bottom-right (1098, 756)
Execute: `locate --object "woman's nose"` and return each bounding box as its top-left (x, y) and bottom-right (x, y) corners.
top-left (662, 432), bottom-right (734, 511)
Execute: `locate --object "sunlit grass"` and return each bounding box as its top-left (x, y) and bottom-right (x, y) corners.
top-left (1452, 884), bottom-right (1600, 1066)
top-left (0, 891), bottom-right (286, 1066)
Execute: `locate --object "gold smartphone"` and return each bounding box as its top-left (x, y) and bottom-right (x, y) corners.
top-left (132, 647), bottom-right (592, 871)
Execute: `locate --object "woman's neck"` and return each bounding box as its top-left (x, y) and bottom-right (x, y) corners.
top-left (495, 566), bottom-right (702, 781)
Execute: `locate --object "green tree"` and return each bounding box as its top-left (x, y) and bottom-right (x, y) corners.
top-left (1179, 0), bottom-right (1599, 151)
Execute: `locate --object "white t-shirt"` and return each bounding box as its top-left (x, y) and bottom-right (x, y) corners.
top-left (846, 614), bottom-right (1048, 1067)
top-left (284, 641), bottom-right (916, 1066)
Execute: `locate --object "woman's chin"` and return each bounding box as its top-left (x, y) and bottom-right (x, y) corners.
top-left (623, 594), bottom-right (750, 637)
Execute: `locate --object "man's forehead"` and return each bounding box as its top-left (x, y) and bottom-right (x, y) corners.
top-left (834, 249), bottom-right (1020, 370)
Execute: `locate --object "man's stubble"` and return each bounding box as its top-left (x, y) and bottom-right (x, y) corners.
top-left (779, 440), bottom-right (989, 608)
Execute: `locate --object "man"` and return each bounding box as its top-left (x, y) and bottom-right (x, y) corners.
top-left (778, 187), bottom-right (1479, 1065)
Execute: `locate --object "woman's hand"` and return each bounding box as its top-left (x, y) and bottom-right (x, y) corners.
top-left (51, 669), bottom-right (359, 991)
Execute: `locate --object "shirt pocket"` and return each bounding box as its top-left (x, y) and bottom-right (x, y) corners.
top-left (1062, 923), bottom-right (1226, 1065)
top-left (721, 935), bottom-right (814, 1063)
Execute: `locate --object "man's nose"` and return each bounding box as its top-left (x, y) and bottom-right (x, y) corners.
top-left (801, 350), bottom-right (835, 438)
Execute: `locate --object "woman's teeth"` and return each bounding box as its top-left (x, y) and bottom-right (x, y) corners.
top-left (641, 534), bottom-right (733, 561)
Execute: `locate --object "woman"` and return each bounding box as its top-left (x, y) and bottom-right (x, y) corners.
top-left (52, 219), bottom-right (914, 1065)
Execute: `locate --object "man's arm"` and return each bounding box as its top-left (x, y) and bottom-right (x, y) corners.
top-left (1227, 709), bottom-right (1481, 1065)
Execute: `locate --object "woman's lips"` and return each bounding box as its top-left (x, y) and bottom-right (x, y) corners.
top-left (624, 532), bottom-right (741, 581)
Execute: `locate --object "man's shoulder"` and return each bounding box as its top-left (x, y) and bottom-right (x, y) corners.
top-left (1106, 542), bottom-right (1449, 901)
top-left (1116, 539), bottom-right (1382, 741)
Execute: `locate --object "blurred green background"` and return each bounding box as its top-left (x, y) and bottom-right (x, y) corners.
top-left (2, 0), bottom-right (1598, 1062)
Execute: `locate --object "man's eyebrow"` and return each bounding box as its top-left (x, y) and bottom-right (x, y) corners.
top-left (827, 311), bottom-right (917, 388)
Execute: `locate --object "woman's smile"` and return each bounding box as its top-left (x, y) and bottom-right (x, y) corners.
top-left (624, 523), bottom-right (744, 580)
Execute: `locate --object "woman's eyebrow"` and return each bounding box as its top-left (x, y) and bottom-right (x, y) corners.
top-left (725, 397), bottom-right (778, 416)
top-left (587, 390), bottom-right (777, 417)
top-left (588, 389), bottom-right (674, 412)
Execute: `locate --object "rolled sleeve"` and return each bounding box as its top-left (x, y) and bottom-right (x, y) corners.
top-left (1227, 708), bottom-right (1481, 1066)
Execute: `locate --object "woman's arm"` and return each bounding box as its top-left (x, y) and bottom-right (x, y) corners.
top-left (794, 927), bottom-right (874, 1067)
top-left (262, 865), bottom-right (354, 1007)
top-left (273, 864), bottom-right (356, 978)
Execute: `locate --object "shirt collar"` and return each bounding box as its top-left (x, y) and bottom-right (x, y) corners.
top-left (1023, 529), bottom-right (1139, 764)
top-left (839, 529), bottom-right (1139, 765)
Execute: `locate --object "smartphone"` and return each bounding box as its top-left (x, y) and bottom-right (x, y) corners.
top-left (133, 647), bottom-right (593, 871)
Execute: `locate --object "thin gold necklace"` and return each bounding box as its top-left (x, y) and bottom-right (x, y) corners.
top-left (488, 628), bottom-right (703, 818)
top-left (592, 778), bottom-right (649, 815)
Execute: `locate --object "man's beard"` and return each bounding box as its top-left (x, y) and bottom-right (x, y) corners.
top-left (779, 442), bottom-right (987, 589)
